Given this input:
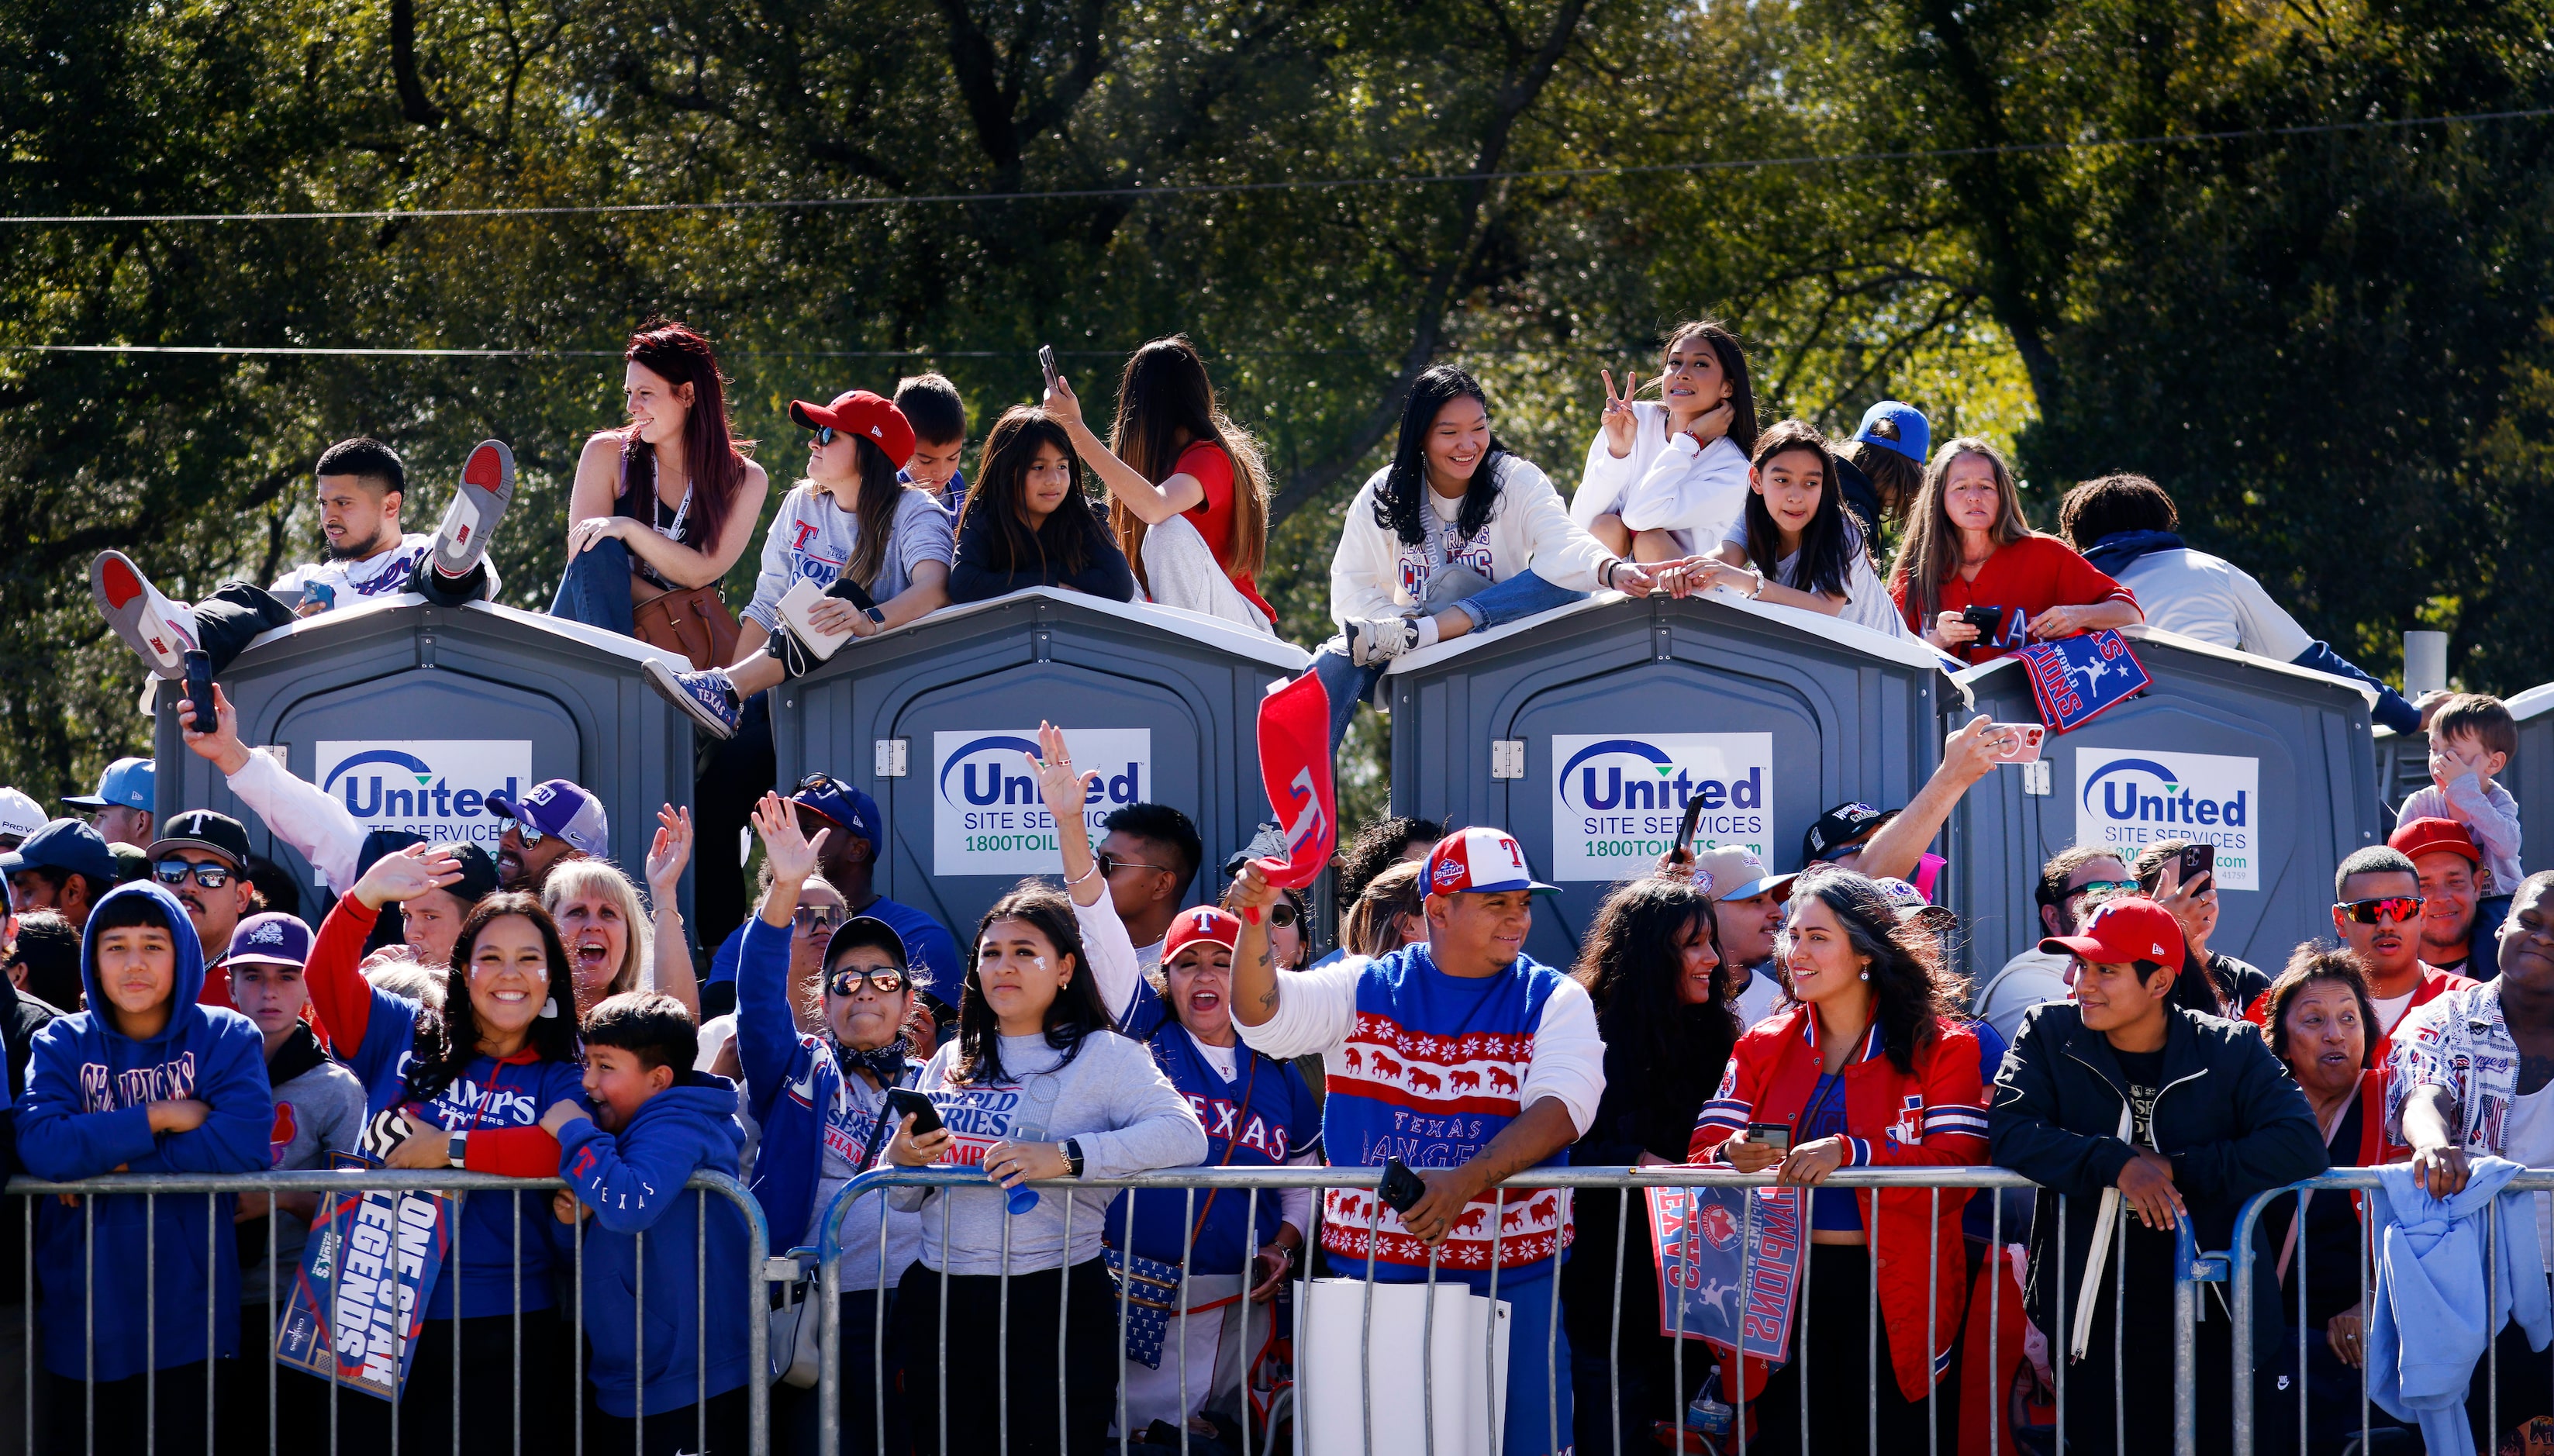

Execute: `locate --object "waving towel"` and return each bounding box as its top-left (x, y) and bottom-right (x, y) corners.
top-left (2366, 1157), bottom-right (2552, 1456)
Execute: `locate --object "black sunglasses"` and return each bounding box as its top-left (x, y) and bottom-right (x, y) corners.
top-left (827, 966), bottom-right (907, 997)
top-left (809, 425), bottom-right (841, 447)
top-left (154, 860), bottom-right (235, 888)
top-left (1098, 850), bottom-right (1174, 878)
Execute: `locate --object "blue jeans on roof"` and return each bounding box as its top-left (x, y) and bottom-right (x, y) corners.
top-left (1307, 568), bottom-right (1585, 746)
top-left (550, 536), bottom-right (637, 636)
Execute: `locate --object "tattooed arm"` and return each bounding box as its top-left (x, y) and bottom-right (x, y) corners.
top-left (1229, 861), bottom-right (1286, 1028)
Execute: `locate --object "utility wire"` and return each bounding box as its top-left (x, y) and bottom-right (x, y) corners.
top-left (2, 105), bottom-right (2545, 226)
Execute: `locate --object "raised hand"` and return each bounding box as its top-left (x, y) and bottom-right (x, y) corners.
top-left (177, 682), bottom-right (253, 776)
top-left (646, 804), bottom-right (694, 902)
top-left (353, 844), bottom-right (464, 912)
top-left (1042, 371), bottom-right (1084, 431)
top-left (1600, 370), bottom-right (1641, 458)
top-left (1028, 721), bottom-right (1102, 833)
top-left (751, 792), bottom-right (829, 888)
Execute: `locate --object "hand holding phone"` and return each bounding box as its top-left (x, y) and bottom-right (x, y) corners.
top-left (1745, 1123), bottom-right (1793, 1155)
top-left (2176, 841), bottom-right (2215, 892)
top-left (1989, 723), bottom-right (2045, 764)
top-left (1674, 796), bottom-right (1707, 857)
top-left (885, 1087), bottom-right (943, 1136)
top-left (1377, 1158), bottom-right (1427, 1216)
top-left (182, 650), bottom-right (216, 735)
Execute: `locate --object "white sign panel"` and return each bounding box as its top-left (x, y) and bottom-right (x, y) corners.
top-left (313, 740), bottom-right (536, 854)
top-left (934, 729), bottom-right (1153, 877)
top-left (1551, 733), bottom-right (1774, 882)
top-left (2073, 747), bottom-right (2262, 891)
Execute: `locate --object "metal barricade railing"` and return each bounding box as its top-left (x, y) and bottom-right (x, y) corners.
top-left (2, 1168), bottom-right (772, 1456)
top-left (807, 1164), bottom-right (2128, 1456)
top-left (2226, 1166), bottom-right (2554, 1456)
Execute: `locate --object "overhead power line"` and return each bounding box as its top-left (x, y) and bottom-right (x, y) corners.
top-left (2, 105), bottom-right (2545, 226)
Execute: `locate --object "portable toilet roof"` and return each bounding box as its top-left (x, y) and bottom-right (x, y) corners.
top-left (154, 594), bottom-right (700, 913)
top-left (1948, 624), bottom-right (2380, 984)
top-left (771, 588), bottom-right (1312, 963)
top-left (1382, 590), bottom-right (1962, 969)
top-left (2374, 682), bottom-right (2554, 873)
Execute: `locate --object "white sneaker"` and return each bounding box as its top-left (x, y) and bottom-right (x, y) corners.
top-left (90, 550), bottom-right (196, 678)
top-left (432, 440), bottom-right (516, 580)
top-left (1344, 616), bottom-right (1422, 667)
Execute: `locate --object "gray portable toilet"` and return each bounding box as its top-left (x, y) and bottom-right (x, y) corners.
top-left (1382, 591), bottom-right (1960, 969)
top-left (1947, 624), bottom-right (2380, 982)
top-left (154, 595), bottom-right (699, 912)
top-left (2373, 682), bottom-right (2554, 868)
top-left (771, 588), bottom-right (1312, 956)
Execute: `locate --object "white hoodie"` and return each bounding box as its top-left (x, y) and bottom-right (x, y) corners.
top-left (1570, 402), bottom-right (1752, 555)
top-left (1330, 454), bottom-right (1614, 625)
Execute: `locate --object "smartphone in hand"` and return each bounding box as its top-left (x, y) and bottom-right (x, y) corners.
top-left (885, 1087), bottom-right (943, 1137)
top-left (1674, 795), bottom-right (1708, 858)
top-left (182, 650), bottom-right (216, 734)
top-left (2176, 841), bottom-right (2215, 891)
top-left (1377, 1158), bottom-right (1427, 1215)
top-left (1038, 345), bottom-right (1059, 391)
top-left (1990, 723), bottom-right (2046, 764)
top-left (1745, 1123), bottom-right (1793, 1155)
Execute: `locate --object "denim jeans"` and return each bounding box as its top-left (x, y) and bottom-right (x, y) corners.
top-left (1307, 568), bottom-right (1587, 747)
top-left (550, 536), bottom-right (637, 636)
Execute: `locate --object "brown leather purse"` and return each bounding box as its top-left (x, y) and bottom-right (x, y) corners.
top-left (630, 585), bottom-right (740, 672)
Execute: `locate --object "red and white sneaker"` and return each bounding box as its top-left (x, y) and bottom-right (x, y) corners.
top-left (432, 440), bottom-right (516, 580)
top-left (89, 550), bottom-right (196, 678)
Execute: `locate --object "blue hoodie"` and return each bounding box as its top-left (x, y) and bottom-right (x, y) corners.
top-left (556, 1073), bottom-right (754, 1417)
top-left (16, 882), bottom-right (271, 1380)
top-left (2367, 1156), bottom-right (2554, 1456)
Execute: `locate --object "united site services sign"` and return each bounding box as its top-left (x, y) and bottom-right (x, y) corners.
top-left (1550, 733), bottom-right (1774, 881)
top-left (2073, 747), bottom-right (2262, 891)
top-left (934, 729), bottom-right (1152, 877)
top-left (314, 740), bottom-right (534, 851)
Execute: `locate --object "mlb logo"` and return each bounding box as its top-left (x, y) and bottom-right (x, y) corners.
top-left (1433, 858), bottom-right (1464, 892)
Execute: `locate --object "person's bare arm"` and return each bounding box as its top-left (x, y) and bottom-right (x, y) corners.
top-left (1030, 722), bottom-right (1106, 907)
top-left (1854, 715), bottom-right (2006, 882)
top-left (1044, 374), bottom-right (1205, 524)
top-left (1229, 864), bottom-right (1282, 1028)
top-left (645, 805), bottom-right (701, 1017)
top-left (1397, 1099), bottom-right (1581, 1244)
top-left (2026, 599), bottom-right (2142, 640)
top-left (872, 560), bottom-right (949, 631)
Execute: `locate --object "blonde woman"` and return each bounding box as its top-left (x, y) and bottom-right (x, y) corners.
top-left (1885, 436), bottom-right (2140, 664)
top-left (541, 815), bottom-right (701, 1018)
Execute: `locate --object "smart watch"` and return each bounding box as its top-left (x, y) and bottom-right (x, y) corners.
top-left (447, 1132), bottom-right (468, 1169)
top-left (1060, 1139), bottom-right (1085, 1178)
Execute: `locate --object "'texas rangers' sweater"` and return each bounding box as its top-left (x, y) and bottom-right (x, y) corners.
top-left (1235, 944), bottom-right (1606, 1289)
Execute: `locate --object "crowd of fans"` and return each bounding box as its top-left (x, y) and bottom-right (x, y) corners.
top-left (0, 316), bottom-right (2539, 1455)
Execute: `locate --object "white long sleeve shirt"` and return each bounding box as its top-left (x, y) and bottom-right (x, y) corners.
top-left (1329, 454), bottom-right (1614, 626)
top-left (226, 749), bottom-right (371, 893)
top-left (2107, 547), bottom-right (2314, 659)
top-left (1570, 405), bottom-right (1752, 557)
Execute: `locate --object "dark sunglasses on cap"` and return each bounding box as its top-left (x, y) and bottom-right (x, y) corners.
top-left (2338, 895), bottom-right (2425, 925)
top-left (826, 965), bottom-right (907, 997)
top-left (794, 905), bottom-right (847, 933)
top-left (155, 860), bottom-right (235, 889)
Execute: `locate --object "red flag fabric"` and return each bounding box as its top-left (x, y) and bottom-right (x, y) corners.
top-left (1254, 673), bottom-right (1336, 890)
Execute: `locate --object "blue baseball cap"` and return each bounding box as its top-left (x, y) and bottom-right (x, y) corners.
top-left (1851, 402), bottom-right (1931, 466)
top-left (0, 818), bottom-right (119, 885)
top-left (62, 757), bottom-right (154, 813)
top-left (792, 774), bottom-right (881, 847)
top-left (485, 778), bottom-right (609, 857)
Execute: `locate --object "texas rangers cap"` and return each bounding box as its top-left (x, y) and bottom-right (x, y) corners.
top-left (1161, 906), bottom-right (1242, 964)
top-left (792, 774), bottom-right (881, 848)
top-left (1424, 827), bottom-right (1559, 896)
top-left (789, 390), bottom-right (916, 470)
top-left (2041, 895), bottom-right (2185, 968)
top-left (485, 778), bottom-right (609, 857)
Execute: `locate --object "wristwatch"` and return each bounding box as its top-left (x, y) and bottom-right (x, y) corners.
top-left (447, 1132), bottom-right (468, 1169)
top-left (1059, 1139), bottom-right (1085, 1178)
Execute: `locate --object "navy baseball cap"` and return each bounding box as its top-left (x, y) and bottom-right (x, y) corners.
top-left (226, 912), bottom-right (314, 968)
top-left (0, 819), bottom-right (119, 884)
top-left (792, 774), bottom-right (881, 847)
top-left (1803, 802), bottom-right (1895, 865)
top-left (485, 778), bottom-right (609, 857)
top-left (63, 757), bottom-right (154, 813)
top-left (150, 809), bottom-right (252, 868)
top-left (1851, 402), bottom-right (1931, 467)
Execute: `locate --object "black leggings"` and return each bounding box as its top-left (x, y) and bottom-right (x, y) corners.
top-left (890, 1259), bottom-right (1120, 1456)
top-left (1746, 1242), bottom-right (1950, 1456)
top-left (319, 1307), bottom-right (564, 1449)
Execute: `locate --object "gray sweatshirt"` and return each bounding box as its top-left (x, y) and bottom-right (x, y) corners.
top-left (890, 1030), bottom-right (1206, 1275)
top-left (241, 1048), bottom-right (368, 1302)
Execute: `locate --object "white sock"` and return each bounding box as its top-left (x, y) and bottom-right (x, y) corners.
top-left (1413, 616), bottom-right (1441, 649)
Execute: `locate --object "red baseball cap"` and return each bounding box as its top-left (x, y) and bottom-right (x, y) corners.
top-left (789, 389), bottom-right (915, 469)
top-left (1424, 827), bottom-right (1560, 896)
top-left (1161, 906), bottom-right (1242, 964)
top-left (2390, 816), bottom-right (2481, 865)
top-left (2040, 895), bottom-right (2185, 968)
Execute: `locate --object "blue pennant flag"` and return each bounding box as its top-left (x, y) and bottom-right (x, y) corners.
top-left (2017, 629), bottom-right (2150, 733)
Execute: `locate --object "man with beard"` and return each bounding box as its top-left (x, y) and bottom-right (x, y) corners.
top-left (142, 809), bottom-right (264, 1013)
top-left (2394, 816), bottom-right (2497, 979)
top-left (1676, 844), bottom-right (1792, 1026)
top-left (2328, 845), bottom-right (2474, 1062)
top-left (487, 778), bottom-right (609, 892)
top-left (88, 436), bottom-right (515, 680)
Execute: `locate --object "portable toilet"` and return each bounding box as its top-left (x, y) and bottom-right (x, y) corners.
top-left (1382, 591), bottom-right (1960, 969)
top-left (1947, 625), bottom-right (2381, 980)
top-left (2373, 682), bottom-right (2554, 870)
top-left (771, 588), bottom-right (1313, 957)
top-left (154, 595), bottom-right (700, 913)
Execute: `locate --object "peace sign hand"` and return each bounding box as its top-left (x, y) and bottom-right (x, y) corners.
top-left (1600, 370), bottom-right (1641, 458)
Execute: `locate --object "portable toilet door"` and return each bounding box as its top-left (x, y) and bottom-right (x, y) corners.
top-left (1947, 625), bottom-right (2380, 984)
top-left (1384, 591), bottom-right (1958, 970)
top-left (771, 588), bottom-right (1312, 964)
top-left (2374, 681), bottom-right (2554, 875)
top-left (154, 596), bottom-right (699, 915)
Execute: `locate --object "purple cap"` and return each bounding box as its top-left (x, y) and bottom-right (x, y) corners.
top-left (226, 912), bottom-right (314, 967)
top-left (485, 778), bottom-right (609, 857)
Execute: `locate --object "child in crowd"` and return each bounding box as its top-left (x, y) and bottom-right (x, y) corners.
top-left (1831, 400), bottom-right (1929, 547)
top-left (1651, 418), bottom-right (1912, 639)
top-left (895, 373), bottom-right (972, 519)
top-left (16, 882), bottom-right (272, 1454)
top-left (946, 406), bottom-right (1138, 605)
top-left (647, 389), bottom-right (954, 740)
top-left (2397, 692), bottom-right (2524, 899)
top-left (542, 992), bottom-right (755, 1454)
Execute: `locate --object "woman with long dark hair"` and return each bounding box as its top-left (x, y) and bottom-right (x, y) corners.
top-left (1658, 419), bottom-right (1911, 638)
top-left (554, 320), bottom-right (771, 645)
top-left (1310, 364), bottom-right (1647, 744)
top-left (644, 388), bottom-right (954, 741)
top-left (946, 405), bottom-right (1138, 605)
top-left (1886, 436), bottom-right (2139, 663)
top-left (1575, 319), bottom-right (1759, 561)
top-left (1689, 868), bottom-right (1985, 1454)
top-left (1045, 336), bottom-right (1276, 631)
top-left (882, 858), bottom-right (1205, 1454)
top-left (298, 847), bottom-right (591, 1447)
top-left (1562, 878), bottom-right (1740, 1454)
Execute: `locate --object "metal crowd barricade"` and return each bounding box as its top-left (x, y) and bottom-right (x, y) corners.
top-left (809, 1164), bottom-right (2190, 1456)
top-left (3, 1167), bottom-right (772, 1456)
top-left (2227, 1167), bottom-right (2554, 1456)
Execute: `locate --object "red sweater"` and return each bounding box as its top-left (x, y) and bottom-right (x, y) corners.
top-left (1890, 533), bottom-right (2138, 664)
